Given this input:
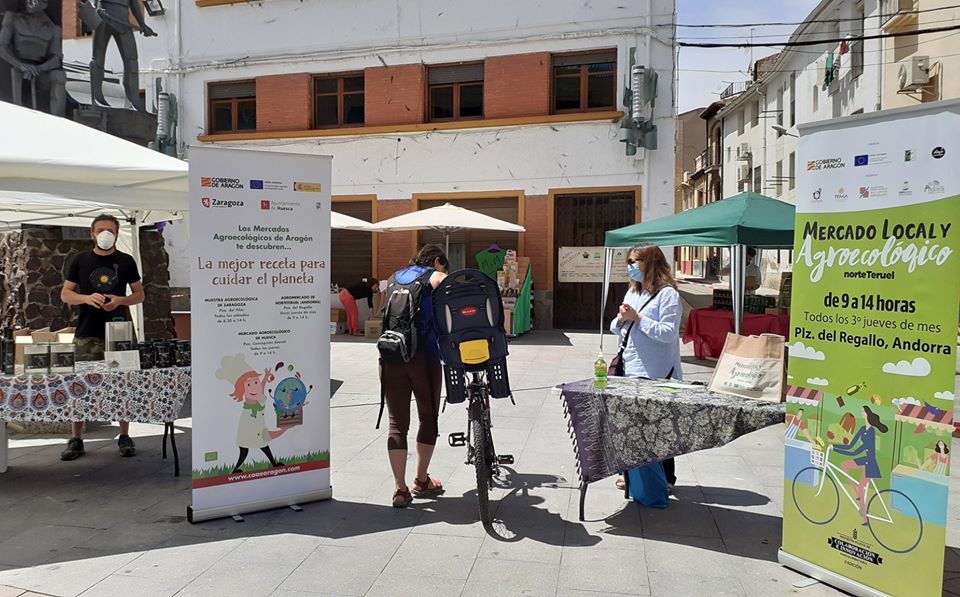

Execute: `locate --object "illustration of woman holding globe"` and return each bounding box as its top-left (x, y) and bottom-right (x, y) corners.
top-left (216, 354), bottom-right (289, 474)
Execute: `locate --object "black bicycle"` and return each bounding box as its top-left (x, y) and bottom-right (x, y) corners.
top-left (433, 269), bottom-right (513, 526)
top-left (448, 371), bottom-right (513, 525)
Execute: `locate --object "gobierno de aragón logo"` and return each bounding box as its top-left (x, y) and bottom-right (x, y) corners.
top-left (797, 217), bottom-right (954, 282)
top-left (806, 157), bottom-right (846, 171)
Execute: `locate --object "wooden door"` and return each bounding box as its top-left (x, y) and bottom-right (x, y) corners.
top-left (553, 191), bottom-right (636, 329)
top-left (331, 201), bottom-right (373, 288)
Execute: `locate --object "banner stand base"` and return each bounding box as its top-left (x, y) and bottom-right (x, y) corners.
top-left (778, 549), bottom-right (892, 597)
top-left (188, 488), bottom-right (333, 524)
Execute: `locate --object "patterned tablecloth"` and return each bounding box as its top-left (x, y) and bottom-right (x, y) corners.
top-left (557, 377), bottom-right (785, 484)
top-left (0, 366), bottom-right (190, 423)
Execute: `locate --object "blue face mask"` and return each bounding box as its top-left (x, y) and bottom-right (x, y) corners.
top-left (627, 263), bottom-right (644, 282)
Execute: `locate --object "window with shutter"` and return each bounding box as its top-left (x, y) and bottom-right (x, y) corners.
top-left (208, 81), bottom-right (257, 134)
top-left (552, 50), bottom-right (616, 113)
top-left (427, 63), bottom-right (484, 122)
top-left (314, 74), bottom-right (365, 128)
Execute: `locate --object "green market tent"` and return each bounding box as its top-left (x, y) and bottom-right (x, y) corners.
top-left (600, 193), bottom-right (796, 341)
top-left (604, 192), bottom-right (796, 249)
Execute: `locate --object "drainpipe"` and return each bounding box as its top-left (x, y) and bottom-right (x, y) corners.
top-left (644, 0), bottom-right (653, 217)
top-left (758, 88), bottom-right (767, 195)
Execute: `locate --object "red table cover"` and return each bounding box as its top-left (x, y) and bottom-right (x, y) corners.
top-left (683, 307), bottom-right (790, 359)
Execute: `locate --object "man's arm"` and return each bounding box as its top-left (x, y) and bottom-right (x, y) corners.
top-left (127, 0), bottom-right (156, 35)
top-left (62, 280), bottom-right (106, 308)
top-left (104, 281), bottom-right (144, 310)
top-left (39, 25), bottom-right (63, 73)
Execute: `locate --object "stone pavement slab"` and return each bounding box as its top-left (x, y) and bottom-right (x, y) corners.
top-left (1, 331), bottom-right (957, 596)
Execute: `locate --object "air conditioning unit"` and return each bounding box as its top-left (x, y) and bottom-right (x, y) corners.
top-left (738, 164), bottom-right (751, 182)
top-left (736, 143), bottom-right (752, 161)
top-left (898, 56), bottom-right (929, 91)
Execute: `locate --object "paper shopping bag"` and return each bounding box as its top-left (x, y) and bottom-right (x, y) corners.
top-left (708, 332), bottom-right (786, 402)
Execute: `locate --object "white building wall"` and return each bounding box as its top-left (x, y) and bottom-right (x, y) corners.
top-left (717, 0), bottom-right (884, 287)
top-left (721, 0), bottom-right (884, 203)
top-left (61, 0), bottom-right (676, 208)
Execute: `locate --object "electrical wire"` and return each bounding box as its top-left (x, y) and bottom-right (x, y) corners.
top-left (679, 23), bottom-right (960, 48)
top-left (669, 3), bottom-right (960, 28)
top-left (674, 17), bottom-right (959, 40)
top-left (673, 49), bottom-right (960, 74)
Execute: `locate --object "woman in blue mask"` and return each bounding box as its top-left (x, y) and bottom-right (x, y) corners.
top-left (611, 244), bottom-right (684, 491)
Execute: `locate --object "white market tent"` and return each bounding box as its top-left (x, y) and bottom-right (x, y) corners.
top-left (0, 101), bottom-right (189, 336)
top-left (369, 202), bottom-right (525, 254)
top-left (0, 102), bottom-right (377, 335)
top-left (0, 101), bottom-right (188, 219)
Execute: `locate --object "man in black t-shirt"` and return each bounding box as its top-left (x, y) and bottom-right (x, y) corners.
top-left (59, 214), bottom-right (145, 461)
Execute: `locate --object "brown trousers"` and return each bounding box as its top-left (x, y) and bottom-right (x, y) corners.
top-left (382, 349), bottom-right (443, 451)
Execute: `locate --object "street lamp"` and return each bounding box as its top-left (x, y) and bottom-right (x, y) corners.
top-left (771, 124), bottom-right (798, 138)
top-left (143, 0), bottom-right (165, 16)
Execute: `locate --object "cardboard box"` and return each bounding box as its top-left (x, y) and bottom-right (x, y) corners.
top-left (364, 319), bottom-right (382, 339)
top-left (503, 309), bottom-right (513, 335)
top-left (330, 308), bottom-right (347, 323)
top-left (14, 328), bottom-right (32, 366)
top-left (329, 321), bottom-right (347, 335)
top-left (55, 327), bottom-right (76, 343)
top-left (31, 328), bottom-right (57, 343)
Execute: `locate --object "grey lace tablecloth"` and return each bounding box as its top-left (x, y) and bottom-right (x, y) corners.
top-left (0, 367), bottom-right (190, 423)
top-left (558, 377), bottom-right (785, 485)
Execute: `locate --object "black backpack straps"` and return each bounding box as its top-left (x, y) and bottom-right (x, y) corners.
top-left (376, 357), bottom-right (385, 429)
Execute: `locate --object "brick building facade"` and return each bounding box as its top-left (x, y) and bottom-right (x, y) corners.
top-left (62, 0), bottom-right (678, 329)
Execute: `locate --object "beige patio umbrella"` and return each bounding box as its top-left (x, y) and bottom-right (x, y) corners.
top-left (368, 202), bottom-right (525, 254)
top-left (331, 211), bottom-right (373, 231)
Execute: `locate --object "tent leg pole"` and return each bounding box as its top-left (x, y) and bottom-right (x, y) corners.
top-left (731, 244), bottom-right (745, 335)
top-left (131, 213), bottom-right (145, 341)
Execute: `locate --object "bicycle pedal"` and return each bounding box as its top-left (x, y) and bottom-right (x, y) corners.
top-left (497, 454), bottom-right (515, 465)
top-left (448, 432), bottom-right (467, 447)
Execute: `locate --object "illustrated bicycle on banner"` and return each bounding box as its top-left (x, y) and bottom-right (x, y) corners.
top-left (432, 269), bottom-right (514, 526)
top-left (792, 444), bottom-right (923, 554)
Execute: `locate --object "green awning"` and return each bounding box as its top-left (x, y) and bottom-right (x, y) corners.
top-left (605, 192), bottom-right (796, 249)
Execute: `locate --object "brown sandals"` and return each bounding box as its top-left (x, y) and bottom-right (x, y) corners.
top-left (412, 475), bottom-right (445, 497)
top-left (392, 488), bottom-right (412, 508)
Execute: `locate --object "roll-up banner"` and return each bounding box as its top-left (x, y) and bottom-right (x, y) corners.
top-left (188, 147), bottom-right (332, 522)
top-left (780, 100), bottom-right (960, 597)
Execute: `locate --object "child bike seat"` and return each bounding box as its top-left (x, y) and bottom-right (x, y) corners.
top-left (432, 269), bottom-right (511, 402)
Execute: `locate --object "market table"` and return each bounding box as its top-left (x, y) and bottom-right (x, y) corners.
top-left (557, 377), bottom-right (785, 520)
top-left (0, 365), bottom-right (190, 475)
top-left (683, 306), bottom-right (790, 359)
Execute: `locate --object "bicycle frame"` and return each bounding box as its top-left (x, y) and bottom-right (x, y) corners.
top-left (811, 445), bottom-right (895, 524)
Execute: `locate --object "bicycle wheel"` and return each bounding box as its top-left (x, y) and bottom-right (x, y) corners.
top-left (791, 466), bottom-right (840, 525)
top-left (470, 399), bottom-right (491, 526)
top-left (867, 489), bottom-right (923, 554)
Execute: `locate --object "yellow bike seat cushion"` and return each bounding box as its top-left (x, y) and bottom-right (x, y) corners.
top-left (458, 339), bottom-right (490, 365)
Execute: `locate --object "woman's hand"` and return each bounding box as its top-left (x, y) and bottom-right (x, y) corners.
top-left (619, 304), bottom-right (641, 322)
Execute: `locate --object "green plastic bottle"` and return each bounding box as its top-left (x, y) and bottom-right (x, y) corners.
top-left (594, 352), bottom-right (608, 389)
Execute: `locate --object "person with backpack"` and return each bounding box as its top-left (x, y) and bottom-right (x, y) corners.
top-left (378, 244), bottom-right (449, 508)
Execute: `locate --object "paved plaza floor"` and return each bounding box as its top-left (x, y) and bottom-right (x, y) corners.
top-left (1, 331), bottom-right (959, 596)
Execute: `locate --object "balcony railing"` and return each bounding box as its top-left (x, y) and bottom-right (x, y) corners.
top-left (694, 150), bottom-right (707, 173)
top-left (881, 0), bottom-right (918, 30)
top-left (720, 81), bottom-right (752, 100)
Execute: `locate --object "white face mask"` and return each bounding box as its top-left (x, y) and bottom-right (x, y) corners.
top-left (96, 230), bottom-right (116, 250)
